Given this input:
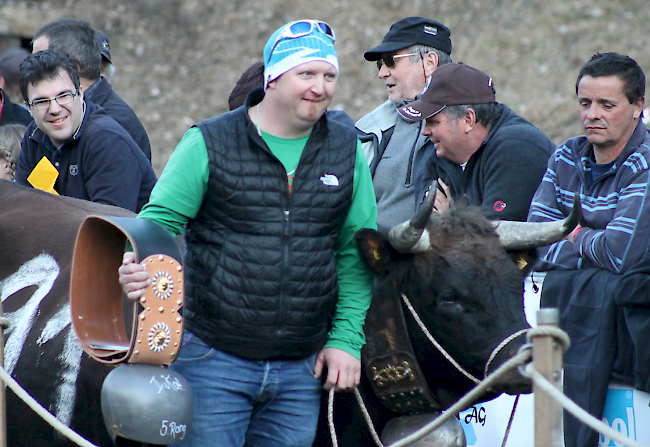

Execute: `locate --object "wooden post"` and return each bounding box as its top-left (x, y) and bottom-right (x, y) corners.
top-left (534, 308), bottom-right (563, 447)
top-left (0, 293), bottom-right (6, 447)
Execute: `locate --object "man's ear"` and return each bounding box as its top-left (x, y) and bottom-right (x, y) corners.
top-left (633, 96), bottom-right (644, 120)
top-left (422, 51), bottom-right (440, 77)
top-left (0, 76), bottom-right (5, 89)
top-left (462, 108), bottom-right (477, 133)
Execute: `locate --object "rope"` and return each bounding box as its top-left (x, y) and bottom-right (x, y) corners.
top-left (353, 388), bottom-right (385, 447)
top-left (500, 394), bottom-right (520, 447)
top-left (526, 363), bottom-right (649, 447)
top-left (0, 365), bottom-right (100, 447)
top-left (327, 325), bottom-right (568, 446)
top-left (401, 293), bottom-right (480, 384)
top-left (328, 348), bottom-right (533, 447)
top-left (0, 317), bottom-right (10, 329)
top-left (327, 388), bottom-right (338, 447)
top-left (527, 324), bottom-right (571, 351)
top-left (484, 328), bottom-right (529, 378)
top-left (385, 349), bottom-right (532, 447)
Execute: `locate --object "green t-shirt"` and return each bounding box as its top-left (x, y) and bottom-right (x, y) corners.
top-left (139, 126), bottom-right (377, 359)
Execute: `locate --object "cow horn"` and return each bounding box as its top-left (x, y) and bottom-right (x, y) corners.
top-left (495, 194), bottom-right (582, 250)
top-left (388, 180), bottom-right (438, 253)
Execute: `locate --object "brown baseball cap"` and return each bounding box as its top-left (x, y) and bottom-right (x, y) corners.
top-left (398, 62), bottom-right (496, 122)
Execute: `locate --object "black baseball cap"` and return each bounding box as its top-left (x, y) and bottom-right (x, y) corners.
top-left (95, 29), bottom-right (111, 63)
top-left (398, 63), bottom-right (496, 122)
top-left (364, 17), bottom-right (452, 61)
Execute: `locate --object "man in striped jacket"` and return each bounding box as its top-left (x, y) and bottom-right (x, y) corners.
top-left (528, 52), bottom-right (650, 447)
top-left (529, 52), bottom-right (650, 274)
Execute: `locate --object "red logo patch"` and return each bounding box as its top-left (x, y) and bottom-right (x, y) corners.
top-left (493, 201), bottom-right (507, 212)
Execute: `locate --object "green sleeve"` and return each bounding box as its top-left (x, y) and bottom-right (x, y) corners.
top-left (138, 127), bottom-right (209, 233)
top-left (325, 140), bottom-right (377, 359)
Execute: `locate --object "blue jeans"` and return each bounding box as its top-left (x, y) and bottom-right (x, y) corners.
top-left (170, 332), bottom-right (322, 447)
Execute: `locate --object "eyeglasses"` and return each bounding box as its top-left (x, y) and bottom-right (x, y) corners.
top-left (376, 52), bottom-right (419, 70)
top-left (267, 20), bottom-right (336, 63)
top-left (27, 91), bottom-right (78, 110)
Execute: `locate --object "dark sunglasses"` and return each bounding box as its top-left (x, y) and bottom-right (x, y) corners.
top-left (376, 52), bottom-right (418, 70)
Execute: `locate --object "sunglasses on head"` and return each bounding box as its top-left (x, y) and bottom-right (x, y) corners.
top-left (376, 52), bottom-right (419, 70)
top-left (267, 20), bottom-right (336, 63)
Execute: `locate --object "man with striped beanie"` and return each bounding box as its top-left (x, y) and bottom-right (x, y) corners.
top-left (118, 20), bottom-right (377, 446)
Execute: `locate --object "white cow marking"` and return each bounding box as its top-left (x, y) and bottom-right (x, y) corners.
top-left (1, 253), bottom-right (81, 426)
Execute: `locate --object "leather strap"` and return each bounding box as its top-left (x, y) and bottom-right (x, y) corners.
top-left (70, 216), bottom-right (184, 366)
top-left (362, 285), bottom-right (443, 414)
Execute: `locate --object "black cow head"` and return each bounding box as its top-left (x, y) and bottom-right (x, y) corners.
top-left (356, 186), bottom-right (580, 404)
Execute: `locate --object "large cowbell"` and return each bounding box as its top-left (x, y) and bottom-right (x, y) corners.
top-left (101, 364), bottom-right (193, 446)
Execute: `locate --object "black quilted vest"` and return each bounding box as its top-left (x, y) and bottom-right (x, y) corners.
top-left (183, 91), bottom-right (356, 360)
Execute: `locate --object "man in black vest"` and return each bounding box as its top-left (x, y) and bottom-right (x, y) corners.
top-left (32, 18), bottom-right (152, 161)
top-left (118, 20), bottom-right (377, 447)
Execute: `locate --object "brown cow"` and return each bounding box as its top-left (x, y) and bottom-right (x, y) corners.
top-left (0, 180), bottom-right (133, 446)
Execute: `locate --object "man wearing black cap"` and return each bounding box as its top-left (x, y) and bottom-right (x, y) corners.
top-left (0, 48), bottom-right (32, 127)
top-left (96, 29), bottom-right (115, 80)
top-left (356, 17), bottom-right (456, 234)
top-left (398, 62), bottom-right (554, 221)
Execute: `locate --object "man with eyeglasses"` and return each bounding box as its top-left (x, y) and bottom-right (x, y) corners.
top-left (356, 17), bottom-right (458, 235)
top-left (32, 18), bottom-right (152, 161)
top-left (16, 50), bottom-right (156, 212)
top-left (117, 20), bottom-right (377, 446)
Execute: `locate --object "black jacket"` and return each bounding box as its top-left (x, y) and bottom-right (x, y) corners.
top-left (16, 100), bottom-right (156, 212)
top-left (85, 77), bottom-right (152, 161)
top-left (414, 104), bottom-right (554, 221)
top-left (184, 89), bottom-right (356, 360)
top-left (0, 88), bottom-right (32, 127)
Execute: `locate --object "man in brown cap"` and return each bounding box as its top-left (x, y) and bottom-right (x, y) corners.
top-left (356, 17), bottom-right (456, 234)
top-left (399, 62), bottom-right (554, 221)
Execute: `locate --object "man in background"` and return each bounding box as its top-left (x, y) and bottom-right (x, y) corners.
top-left (529, 52), bottom-right (650, 447)
top-left (95, 29), bottom-right (115, 80)
top-left (32, 18), bottom-right (152, 160)
top-left (17, 50), bottom-right (155, 212)
top-left (0, 48), bottom-right (31, 127)
top-left (399, 62), bottom-right (554, 221)
top-left (357, 17), bottom-right (456, 234)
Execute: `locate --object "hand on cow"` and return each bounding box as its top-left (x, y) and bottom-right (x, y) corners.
top-left (433, 179), bottom-right (452, 213)
top-left (118, 252), bottom-right (151, 301)
top-left (313, 347), bottom-right (361, 392)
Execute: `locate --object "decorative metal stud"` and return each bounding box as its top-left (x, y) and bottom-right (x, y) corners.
top-left (148, 322), bottom-right (171, 352)
top-left (151, 270), bottom-right (174, 300)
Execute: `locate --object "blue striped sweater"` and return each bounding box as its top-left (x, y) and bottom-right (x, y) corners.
top-left (528, 121), bottom-right (650, 273)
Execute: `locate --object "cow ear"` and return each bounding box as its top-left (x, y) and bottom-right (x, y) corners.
top-left (355, 228), bottom-right (400, 276)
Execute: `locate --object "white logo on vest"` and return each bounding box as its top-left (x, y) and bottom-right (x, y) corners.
top-left (320, 174), bottom-right (339, 187)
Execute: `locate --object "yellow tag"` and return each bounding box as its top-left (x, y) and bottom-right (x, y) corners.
top-left (373, 249), bottom-right (381, 260)
top-left (27, 156), bottom-right (59, 195)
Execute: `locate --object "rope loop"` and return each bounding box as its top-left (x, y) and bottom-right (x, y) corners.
top-left (526, 324), bottom-right (571, 352)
